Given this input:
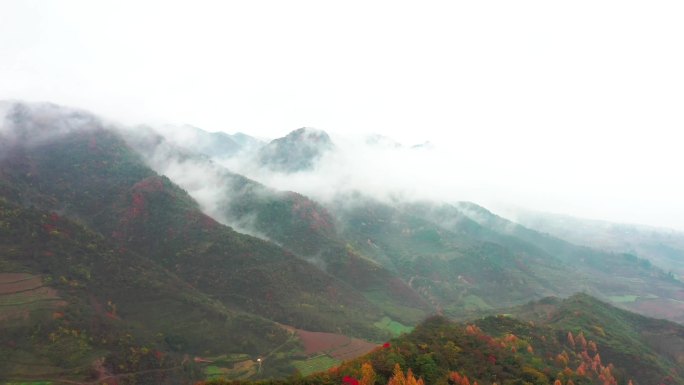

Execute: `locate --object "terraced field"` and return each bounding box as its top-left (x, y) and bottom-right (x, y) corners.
top-left (295, 329), bottom-right (377, 359)
top-left (0, 273), bottom-right (65, 322)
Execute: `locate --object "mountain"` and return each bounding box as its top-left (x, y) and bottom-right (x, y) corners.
top-left (122, 117), bottom-right (684, 328)
top-left (449, 205), bottom-right (684, 324)
top-left (4, 101), bottom-right (684, 383)
top-left (258, 128), bottom-right (334, 172)
top-left (365, 134), bottom-right (402, 149)
top-left (199, 294), bottom-right (684, 385)
top-left (158, 124), bottom-right (264, 158)
top-left (0, 102), bottom-right (394, 337)
top-left (507, 209), bottom-right (684, 281)
top-left (0, 198), bottom-right (290, 383)
top-left (120, 126), bottom-right (433, 327)
top-left (0, 102), bottom-right (402, 383)
top-left (322, 197), bottom-right (684, 324)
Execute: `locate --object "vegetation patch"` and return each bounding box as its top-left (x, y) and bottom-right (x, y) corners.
top-left (363, 291), bottom-right (426, 326)
top-left (608, 294), bottom-right (641, 303)
top-left (205, 365), bottom-right (230, 379)
top-left (373, 316), bottom-right (413, 337)
top-left (462, 294), bottom-right (493, 311)
top-left (291, 354), bottom-right (340, 376)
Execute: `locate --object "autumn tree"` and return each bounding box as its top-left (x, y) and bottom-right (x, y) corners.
top-left (576, 331), bottom-right (587, 350)
top-left (387, 363), bottom-right (425, 385)
top-left (567, 331), bottom-right (576, 349)
top-left (587, 340), bottom-right (598, 353)
top-left (449, 371), bottom-right (471, 385)
top-left (360, 362), bottom-right (377, 385)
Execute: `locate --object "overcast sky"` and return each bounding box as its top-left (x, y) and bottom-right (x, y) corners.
top-left (1, 0), bottom-right (684, 230)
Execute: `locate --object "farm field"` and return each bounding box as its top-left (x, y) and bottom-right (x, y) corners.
top-left (294, 329), bottom-right (377, 358)
top-left (291, 355), bottom-right (340, 376)
top-left (623, 297), bottom-right (684, 323)
top-left (0, 273), bottom-right (65, 322)
top-left (372, 316), bottom-right (413, 337)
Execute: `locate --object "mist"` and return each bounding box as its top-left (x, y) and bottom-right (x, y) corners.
top-left (214, 130), bottom-right (684, 232)
top-left (2, 101), bottom-right (683, 233)
top-left (3, 1), bottom-right (684, 231)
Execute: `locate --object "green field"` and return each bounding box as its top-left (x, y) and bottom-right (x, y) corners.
top-left (291, 355), bottom-right (341, 376)
top-left (205, 365), bottom-right (228, 379)
top-left (373, 316), bottom-right (413, 336)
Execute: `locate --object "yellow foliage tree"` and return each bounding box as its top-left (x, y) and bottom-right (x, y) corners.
top-left (360, 362), bottom-right (377, 385)
top-left (388, 364), bottom-right (405, 385)
top-left (387, 364), bottom-right (425, 385)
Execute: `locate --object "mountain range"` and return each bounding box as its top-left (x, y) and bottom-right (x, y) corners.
top-left (1, 101), bottom-right (683, 385)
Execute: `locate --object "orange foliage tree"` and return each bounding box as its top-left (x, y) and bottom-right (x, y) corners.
top-left (387, 364), bottom-right (424, 385)
top-left (567, 331), bottom-right (576, 349)
top-left (360, 362), bottom-right (377, 385)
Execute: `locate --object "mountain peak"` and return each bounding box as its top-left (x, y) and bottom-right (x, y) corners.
top-left (258, 127), bottom-right (334, 172)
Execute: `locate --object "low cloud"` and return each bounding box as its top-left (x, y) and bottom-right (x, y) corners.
top-left (221, 133), bottom-right (504, 208)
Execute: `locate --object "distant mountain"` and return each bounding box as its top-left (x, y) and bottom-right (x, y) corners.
top-left (201, 294), bottom-right (684, 385)
top-left (158, 124), bottom-right (263, 158)
top-left (258, 128), bottom-right (334, 172)
top-left (231, 131), bottom-right (265, 151)
top-left (364, 134), bottom-right (402, 148)
top-left (323, 197), bottom-right (684, 324)
top-left (508, 209), bottom-right (684, 281)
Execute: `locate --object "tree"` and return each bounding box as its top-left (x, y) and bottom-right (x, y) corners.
top-left (567, 332), bottom-right (576, 349)
top-left (576, 332), bottom-right (587, 350)
top-left (388, 364), bottom-right (406, 385)
top-left (387, 364), bottom-right (425, 385)
top-left (360, 362), bottom-right (376, 385)
top-left (416, 354), bottom-right (438, 382)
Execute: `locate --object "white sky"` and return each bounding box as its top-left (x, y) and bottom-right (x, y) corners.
top-left (1, 0), bottom-right (684, 230)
